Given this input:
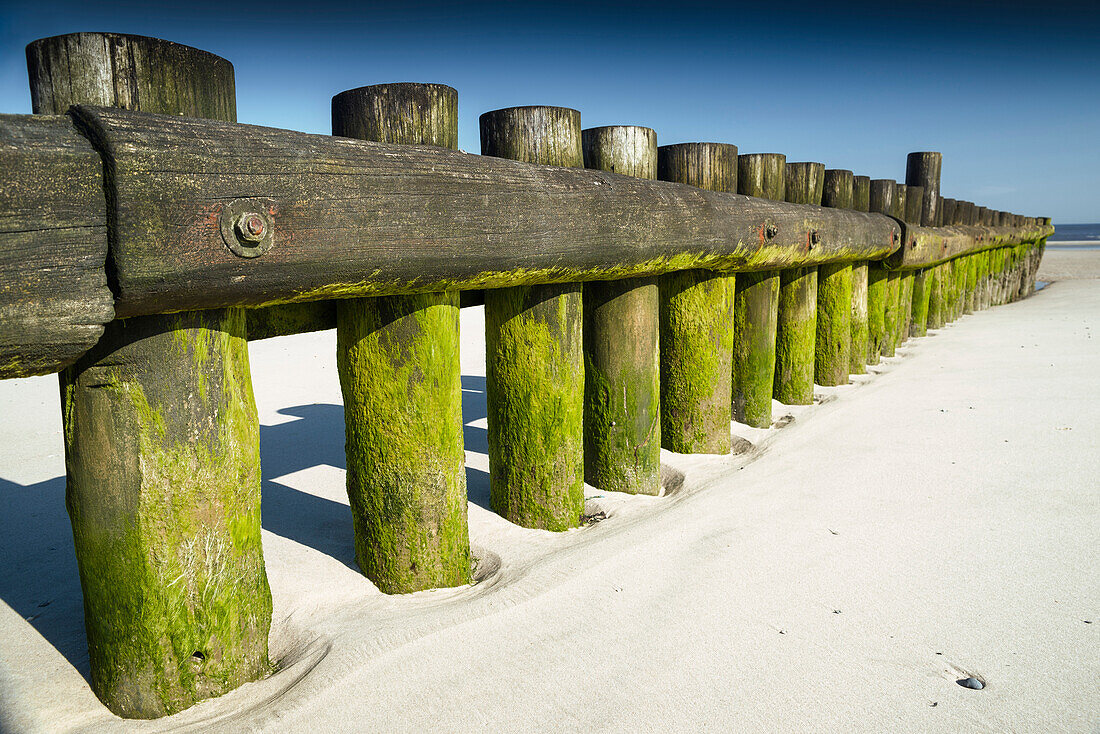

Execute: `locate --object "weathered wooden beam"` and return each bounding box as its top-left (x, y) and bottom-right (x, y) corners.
top-left (886, 223), bottom-right (1053, 271)
top-left (0, 114), bottom-right (112, 379)
top-left (61, 105), bottom-right (900, 317)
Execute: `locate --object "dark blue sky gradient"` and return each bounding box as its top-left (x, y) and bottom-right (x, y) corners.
top-left (2, 0), bottom-right (1097, 221)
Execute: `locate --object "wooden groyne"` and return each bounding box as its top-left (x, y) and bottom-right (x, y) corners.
top-left (0, 32), bottom-right (1050, 719)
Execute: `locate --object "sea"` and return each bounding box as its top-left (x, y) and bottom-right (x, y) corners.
top-left (1048, 223), bottom-right (1100, 250)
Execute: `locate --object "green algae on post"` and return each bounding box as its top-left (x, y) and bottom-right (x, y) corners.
top-left (733, 271), bottom-right (780, 426)
top-left (29, 32), bottom-right (272, 719)
top-left (333, 83), bottom-right (470, 592)
top-left (481, 105), bottom-right (585, 529)
top-left (659, 269), bottom-right (735, 452)
top-left (849, 262), bottom-right (869, 374)
top-left (927, 264), bottom-right (945, 329)
top-left (733, 152), bottom-right (785, 426)
top-left (866, 265), bottom-right (887, 363)
top-left (61, 309), bottom-right (271, 719)
top-left (338, 292), bottom-right (470, 592)
top-left (883, 272), bottom-right (900, 355)
top-left (815, 263), bottom-right (852, 385)
top-left (486, 284), bottom-right (585, 529)
top-left (777, 161), bottom-right (824, 401)
top-left (656, 142), bottom-right (739, 453)
top-left (899, 272), bottom-right (915, 343)
top-left (581, 126), bottom-right (660, 494)
top-left (774, 266), bottom-right (817, 404)
top-left (583, 277), bottom-right (660, 494)
top-left (909, 268), bottom-right (931, 337)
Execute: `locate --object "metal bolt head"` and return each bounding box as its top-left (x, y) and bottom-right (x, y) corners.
top-left (892, 231), bottom-right (900, 244)
top-left (810, 229), bottom-right (821, 246)
top-left (764, 223), bottom-right (779, 240)
top-left (235, 213), bottom-right (267, 243)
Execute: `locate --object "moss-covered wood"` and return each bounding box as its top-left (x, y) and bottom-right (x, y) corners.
top-left (583, 277), bottom-right (660, 493)
top-left (733, 154), bottom-right (784, 425)
top-left (656, 143), bottom-right (737, 453)
top-left (849, 175), bottom-right (870, 375)
top-left (866, 265), bottom-right (887, 362)
top-left (775, 162), bottom-right (823, 402)
top-left (29, 32), bottom-right (271, 719)
top-left (658, 269), bottom-right (735, 452)
top-left (482, 107), bottom-right (584, 529)
top-left (909, 268), bottom-right (930, 337)
top-left (485, 283), bottom-right (584, 529)
top-left (927, 264), bottom-right (945, 329)
top-left (581, 126), bottom-right (660, 494)
top-left (774, 266), bottom-right (817, 402)
top-left (333, 83), bottom-right (470, 592)
top-left (849, 262), bottom-right (869, 373)
top-left (61, 309), bottom-right (272, 719)
top-left (733, 270), bottom-right (780, 426)
top-left (337, 292), bottom-right (469, 591)
top-left (899, 272), bottom-right (915, 343)
top-left (816, 170), bottom-right (853, 383)
top-left (882, 272), bottom-right (900, 356)
top-left (962, 254), bottom-right (977, 314)
top-left (815, 262), bottom-right (852, 384)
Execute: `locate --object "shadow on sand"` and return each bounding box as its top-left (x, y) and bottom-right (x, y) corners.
top-left (0, 374), bottom-right (492, 682)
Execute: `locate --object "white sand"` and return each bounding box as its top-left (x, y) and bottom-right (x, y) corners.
top-left (1, 253), bottom-right (1097, 733)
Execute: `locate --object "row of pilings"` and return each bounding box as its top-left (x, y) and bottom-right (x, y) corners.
top-left (23, 32), bottom-right (1047, 719)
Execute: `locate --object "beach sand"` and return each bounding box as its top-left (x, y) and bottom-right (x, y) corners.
top-left (1, 250), bottom-right (1097, 732)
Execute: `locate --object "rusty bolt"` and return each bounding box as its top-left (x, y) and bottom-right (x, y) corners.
top-left (810, 229), bottom-right (821, 246)
top-left (764, 223), bottom-right (779, 240)
top-left (235, 212), bottom-right (267, 243)
top-left (892, 231), bottom-right (900, 244)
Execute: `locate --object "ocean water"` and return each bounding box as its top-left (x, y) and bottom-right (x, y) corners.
top-left (1049, 223), bottom-right (1100, 242)
top-left (1047, 223), bottom-right (1100, 250)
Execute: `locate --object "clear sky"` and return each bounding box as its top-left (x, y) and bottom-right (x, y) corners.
top-left (2, 0), bottom-right (1097, 223)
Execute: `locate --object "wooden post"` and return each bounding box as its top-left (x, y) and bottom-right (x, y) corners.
top-left (849, 175), bottom-right (871, 373)
top-left (963, 253), bottom-right (977, 314)
top-left (906, 152), bottom-right (942, 227)
top-left (480, 107), bottom-right (584, 530)
top-left (332, 84), bottom-right (470, 592)
top-left (656, 143), bottom-right (737, 453)
top-left (844, 176), bottom-right (871, 376)
top-left (900, 184), bottom-right (923, 338)
top-left (775, 162), bottom-right (823, 404)
top-left (27, 33), bottom-right (271, 718)
top-left (733, 153), bottom-right (784, 426)
top-left (816, 169), bottom-right (853, 384)
top-left (581, 126), bottom-right (660, 494)
top-left (867, 179), bottom-right (895, 362)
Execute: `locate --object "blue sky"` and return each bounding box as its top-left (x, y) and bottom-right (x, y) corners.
top-left (2, 0), bottom-right (1097, 222)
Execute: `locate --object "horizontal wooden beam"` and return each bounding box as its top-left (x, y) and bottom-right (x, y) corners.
top-left (0, 109), bottom-right (1050, 374)
top-left (888, 222), bottom-right (1052, 271)
top-left (0, 114), bottom-right (113, 378)
top-left (70, 105), bottom-right (903, 317)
